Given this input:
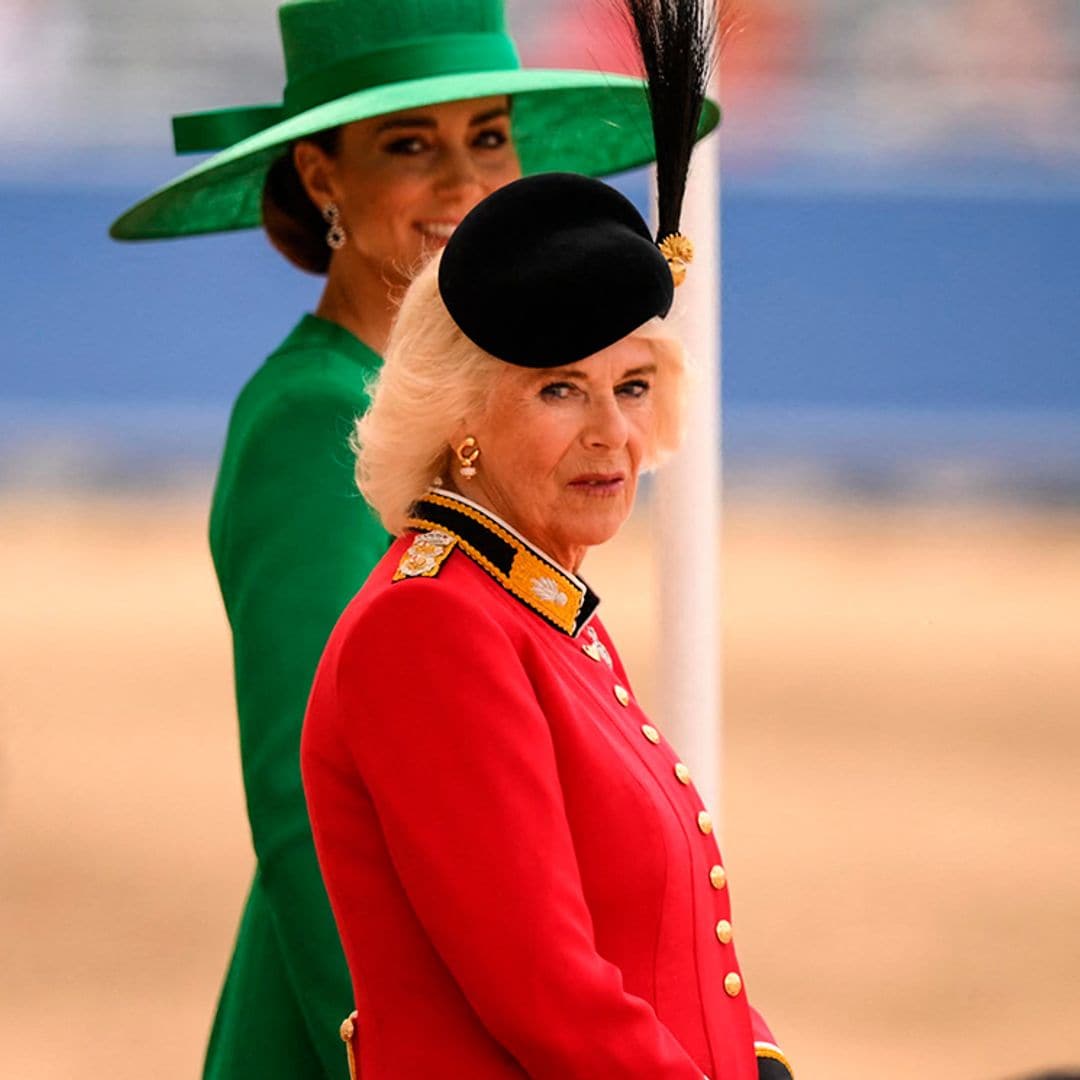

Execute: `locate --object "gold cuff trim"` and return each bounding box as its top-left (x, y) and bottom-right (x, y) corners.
top-left (755, 1041), bottom-right (794, 1076)
top-left (340, 1011), bottom-right (358, 1080)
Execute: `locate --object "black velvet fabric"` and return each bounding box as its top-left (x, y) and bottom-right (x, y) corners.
top-left (757, 1056), bottom-right (795, 1080)
top-left (438, 173), bottom-right (674, 368)
top-left (410, 496), bottom-right (517, 576)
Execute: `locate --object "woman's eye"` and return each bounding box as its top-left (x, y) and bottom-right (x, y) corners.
top-left (384, 136), bottom-right (428, 155)
top-left (540, 382), bottom-right (576, 400)
top-left (473, 128), bottom-right (509, 149)
top-left (617, 379), bottom-right (651, 399)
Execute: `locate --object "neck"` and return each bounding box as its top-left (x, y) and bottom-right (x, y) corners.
top-left (315, 251), bottom-right (407, 357)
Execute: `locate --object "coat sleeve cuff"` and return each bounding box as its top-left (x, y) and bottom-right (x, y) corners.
top-left (756, 1041), bottom-right (794, 1080)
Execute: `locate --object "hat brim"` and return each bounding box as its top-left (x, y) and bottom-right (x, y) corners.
top-left (109, 69), bottom-right (720, 240)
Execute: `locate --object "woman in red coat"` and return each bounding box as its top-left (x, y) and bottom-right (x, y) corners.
top-left (302, 165), bottom-right (794, 1078)
top-left (303, 3), bottom-right (793, 1073)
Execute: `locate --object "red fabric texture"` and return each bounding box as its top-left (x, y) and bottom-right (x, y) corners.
top-left (302, 536), bottom-right (766, 1079)
top-left (750, 1006), bottom-right (777, 1047)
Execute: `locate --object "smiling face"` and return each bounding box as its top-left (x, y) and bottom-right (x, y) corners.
top-left (458, 335), bottom-right (659, 572)
top-left (295, 96), bottom-right (520, 286)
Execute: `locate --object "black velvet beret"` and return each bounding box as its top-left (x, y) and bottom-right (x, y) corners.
top-left (438, 173), bottom-right (674, 368)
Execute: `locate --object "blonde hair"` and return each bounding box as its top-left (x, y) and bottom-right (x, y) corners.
top-left (354, 254), bottom-right (689, 535)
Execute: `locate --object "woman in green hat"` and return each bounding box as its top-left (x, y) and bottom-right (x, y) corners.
top-left (111, 1), bottom-right (717, 1077)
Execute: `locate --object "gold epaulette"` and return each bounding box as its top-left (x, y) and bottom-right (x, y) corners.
top-left (393, 529), bottom-right (457, 582)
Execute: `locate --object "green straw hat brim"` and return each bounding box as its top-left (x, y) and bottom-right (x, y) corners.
top-left (110, 70), bottom-right (719, 241)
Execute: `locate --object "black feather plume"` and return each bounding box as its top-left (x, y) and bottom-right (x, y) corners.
top-left (618, 0), bottom-right (727, 242)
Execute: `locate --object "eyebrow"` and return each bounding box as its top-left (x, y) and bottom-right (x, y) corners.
top-left (540, 362), bottom-right (658, 381)
top-left (375, 107), bottom-right (510, 134)
top-left (469, 107), bottom-right (511, 125)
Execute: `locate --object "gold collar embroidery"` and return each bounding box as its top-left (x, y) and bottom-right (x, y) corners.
top-left (403, 489), bottom-right (599, 637)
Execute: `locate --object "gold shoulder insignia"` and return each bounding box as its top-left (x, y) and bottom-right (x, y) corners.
top-left (393, 529), bottom-right (457, 582)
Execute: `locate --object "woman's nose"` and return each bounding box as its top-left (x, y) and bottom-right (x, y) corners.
top-left (433, 145), bottom-right (484, 196)
top-left (582, 396), bottom-right (630, 450)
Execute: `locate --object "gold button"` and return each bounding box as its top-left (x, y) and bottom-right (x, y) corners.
top-left (674, 762), bottom-right (691, 785)
top-left (715, 919), bottom-right (733, 944)
top-left (724, 972), bottom-right (742, 997)
top-left (709, 864), bottom-right (727, 890)
top-left (613, 685), bottom-right (630, 707)
top-left (697, 810), bottom-right (713, 835)
top-left (641, 723), bottom-right (660, 744)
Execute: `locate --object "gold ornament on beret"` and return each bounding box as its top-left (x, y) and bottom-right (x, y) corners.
top-left (658, 233), bottom-right (694, 287)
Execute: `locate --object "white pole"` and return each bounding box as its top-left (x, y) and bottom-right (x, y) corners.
top-left (652, 95), bottom-right (723, 827)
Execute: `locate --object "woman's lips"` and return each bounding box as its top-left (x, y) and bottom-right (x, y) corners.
top-left (567, 473), bottom-right (626, 495)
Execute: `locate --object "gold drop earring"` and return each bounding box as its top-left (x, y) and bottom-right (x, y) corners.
top-left (456, 437), bottom-right (480, 479)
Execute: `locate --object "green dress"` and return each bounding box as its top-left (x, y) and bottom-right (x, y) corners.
top-left (204, 314), bottom-right (387, 1079)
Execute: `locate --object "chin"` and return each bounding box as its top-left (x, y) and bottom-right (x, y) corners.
top-left (568, 508), bottom-right (632, 551)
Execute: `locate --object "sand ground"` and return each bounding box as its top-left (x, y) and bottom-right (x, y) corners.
top-left (1, 493), bottom-right (1078, 1080)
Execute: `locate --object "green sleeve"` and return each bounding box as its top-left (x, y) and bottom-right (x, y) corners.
top-left (215, 378), bottom-right (388, 1075)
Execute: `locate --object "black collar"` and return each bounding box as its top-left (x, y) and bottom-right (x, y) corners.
top-left (406, 489), bottom-right (600, 638)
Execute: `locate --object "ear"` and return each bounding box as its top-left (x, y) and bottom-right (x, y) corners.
top-left (449, 410), bottom-right (485, 444)
top-left (293, 140), bottom-right (340, 211)
top-left (448, 425), bottom-right (472, 451)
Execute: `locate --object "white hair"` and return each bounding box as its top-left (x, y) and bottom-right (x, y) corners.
top-left (354, 254), bottom-right (689, 535)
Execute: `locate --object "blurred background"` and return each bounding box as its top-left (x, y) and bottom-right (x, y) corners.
top-left (1, 1), bottom-right (1078, 1078)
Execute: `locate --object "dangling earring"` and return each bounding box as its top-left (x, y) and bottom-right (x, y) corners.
top-left (456, 437), bottom-right (480, 479)
top-left (322, 203), bottom-right (346, 250)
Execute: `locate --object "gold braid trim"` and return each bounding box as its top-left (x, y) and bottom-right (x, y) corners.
top-left (407, 512), bottom-right (583, 636)
top-left (406, 492), bottom-right (586, 636)
top-left (755, 1042), bottom-right (794, 1076)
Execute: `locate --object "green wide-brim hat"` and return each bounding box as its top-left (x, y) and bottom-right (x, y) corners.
top-left (109, 0), bottom-right (719, 241)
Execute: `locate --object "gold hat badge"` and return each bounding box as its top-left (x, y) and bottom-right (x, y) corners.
top-left (658, 233), bottom-right (694, 287)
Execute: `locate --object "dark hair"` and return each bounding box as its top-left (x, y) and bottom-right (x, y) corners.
top-left (1005, 1072), bottom-right (1080, 1080)
top-left (261, 127), bottom-right (343, 275)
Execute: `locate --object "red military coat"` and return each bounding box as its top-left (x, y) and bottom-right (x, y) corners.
top-left (302, 489), bottom-right (793, 1079)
